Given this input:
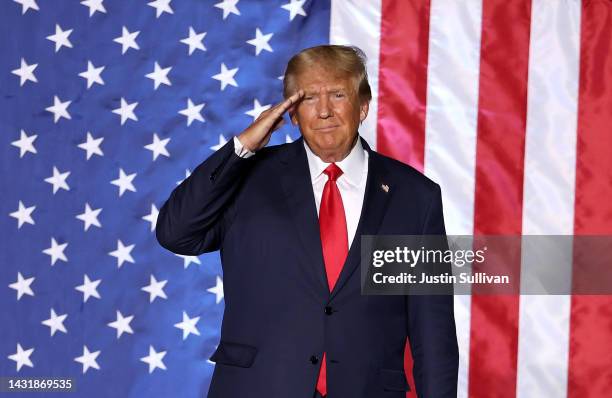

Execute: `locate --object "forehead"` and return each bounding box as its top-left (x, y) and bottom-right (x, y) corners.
top-left (294, 68), bottom-right (353, 92)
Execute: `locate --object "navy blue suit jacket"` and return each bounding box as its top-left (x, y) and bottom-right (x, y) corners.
top-left (156, 136), bottom-right (458, 398)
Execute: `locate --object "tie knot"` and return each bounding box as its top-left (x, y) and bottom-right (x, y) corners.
top-left (323, 163), bottom-right (343, 182)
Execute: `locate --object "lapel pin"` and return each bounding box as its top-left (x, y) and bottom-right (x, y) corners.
top-left (381, 184), bottom-right (389, 193)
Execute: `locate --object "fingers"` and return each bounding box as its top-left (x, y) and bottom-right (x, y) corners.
top-left (239, 90), bottom-right (302, 151)
top-left (270, 90), bottom-right (304, 118)
top-left (271, 118), bottom-right (286, 133)
top-left (254, 90), bottom-right (303, 128)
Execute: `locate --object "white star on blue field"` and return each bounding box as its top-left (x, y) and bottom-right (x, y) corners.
top-left (0, 0), bottom-right (328, 396)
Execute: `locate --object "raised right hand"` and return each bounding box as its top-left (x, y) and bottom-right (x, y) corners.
top-left (237, 90), bottom-right (304, 152)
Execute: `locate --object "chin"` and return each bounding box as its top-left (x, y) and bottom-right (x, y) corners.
top-left (314, 138), bottom-right (342, 153)
top-left (315, 135), bottom-right (338, 146)
top-left (311, 141), bottom-right (351, 162)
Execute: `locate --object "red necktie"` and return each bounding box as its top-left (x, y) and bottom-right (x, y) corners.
top-left (316, 163), bottom-right (349, 396)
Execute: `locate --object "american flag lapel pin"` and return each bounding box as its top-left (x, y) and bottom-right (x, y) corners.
top-left (381, 183), bottom-right (389, 193)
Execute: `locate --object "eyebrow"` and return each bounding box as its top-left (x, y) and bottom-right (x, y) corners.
top-left (303, 88), bottom-right (346, 95)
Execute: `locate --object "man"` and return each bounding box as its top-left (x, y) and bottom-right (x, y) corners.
top-left (156, 45), bottom-right (458, 398)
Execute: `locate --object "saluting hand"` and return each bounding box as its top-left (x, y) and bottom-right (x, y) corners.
top-left (237, 90), bottom-right (304, 152)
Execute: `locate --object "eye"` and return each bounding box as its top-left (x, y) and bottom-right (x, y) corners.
top-left (334, 93), bottom-right (345, 99)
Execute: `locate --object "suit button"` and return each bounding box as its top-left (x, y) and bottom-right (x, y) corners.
top-left (324, 306), bottom-right (333, 315)
top-left (309, 355), bottom-right (319, 364)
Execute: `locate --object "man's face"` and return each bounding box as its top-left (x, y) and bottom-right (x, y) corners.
top-left (290, 67), bottom-right (369, 162)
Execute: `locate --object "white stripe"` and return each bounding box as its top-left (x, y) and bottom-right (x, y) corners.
top-left (517, 1), bottom-right (581, 397)
top-left (424, 1), bottom-right (483, 397)
top-left (330, 0), bottom-right (382, 150)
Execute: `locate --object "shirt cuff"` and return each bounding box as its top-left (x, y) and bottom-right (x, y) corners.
top-left (233, 136), bottom-right (255, 158)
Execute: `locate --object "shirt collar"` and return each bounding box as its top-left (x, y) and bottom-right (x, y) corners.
top-left (303, 136), bottom-right (366, 187)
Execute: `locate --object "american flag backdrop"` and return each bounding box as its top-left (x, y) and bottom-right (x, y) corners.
top-left (2, 0), bottom-right (611, 398)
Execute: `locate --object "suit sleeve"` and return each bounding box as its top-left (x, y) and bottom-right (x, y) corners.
top-left (408, 183), bottom-right (459, 397)
top-left (155, 138), bottom-right (255, 255)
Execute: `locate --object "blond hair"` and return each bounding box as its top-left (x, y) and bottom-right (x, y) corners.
top-left (283, 45), bottom-right (372, 103)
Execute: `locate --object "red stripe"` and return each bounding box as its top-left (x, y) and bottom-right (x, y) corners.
top-left (468, 1), bottom-right (531, 397)
top-left (376, 0), bottom-right (430, 172)
top-left (376, 1), bottom-right (431, 396)
top-left (568, 2), bottom-right (612, 397)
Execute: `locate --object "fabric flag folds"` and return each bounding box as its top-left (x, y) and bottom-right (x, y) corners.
top-left (2, 1), bottom-right (611, 397)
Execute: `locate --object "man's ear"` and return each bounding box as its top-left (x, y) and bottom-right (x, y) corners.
top-left (359, 100), bottom-right (370, 122)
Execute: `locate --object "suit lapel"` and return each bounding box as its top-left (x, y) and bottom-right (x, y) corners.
top-left (278, 138), bottom-right (329, 295)
top-left (330, 138), bottom-right (392, 299)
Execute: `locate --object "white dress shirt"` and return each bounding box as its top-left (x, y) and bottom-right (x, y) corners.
top-left (233, 136), bottom-right (369, 249)
top-left (303, 139), bottom-right (368, 249)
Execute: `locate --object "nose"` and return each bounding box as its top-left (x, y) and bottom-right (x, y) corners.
top-left (317, 95), bottom-right (332, 118)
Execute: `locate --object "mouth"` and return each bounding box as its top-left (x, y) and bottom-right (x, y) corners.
top-left (313, 125), bottom-right (339, 132)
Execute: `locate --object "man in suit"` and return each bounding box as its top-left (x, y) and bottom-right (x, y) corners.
top-left (156, 45), bottom-right (458, 398)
